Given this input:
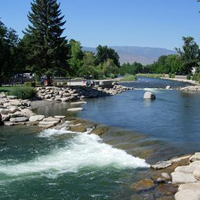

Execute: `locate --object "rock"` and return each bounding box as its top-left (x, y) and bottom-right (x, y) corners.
top-left (4, 122), bottom-right (14, 126)
top-left (143, 92), bottom-right (156, 100)
top-left (70, 101), bottom-right (87, 105)
top-left (130, 179), bottom-right (155, 191)
top-left (21, 109), bottom-right (35, 118)
top-left (67, 107), bottom-right (83, 112)
top-left (29, 115), bottom-right (45, 122)
top-left (172, 171), bottom-right (197, 184)
top-left (193, 169), bottom-right (200, 181)
top-left (54, 116), bottom-right (66, 119)
top-left (171, 155), bottom-right (191, 163)
top-left (161, 173), bottom-right (171, 180)
top-left (9, 100), bottom-right (21, 106)
top-left (166, 85), bottom-right (171, 90)
top-left (0, 109), bottom-right (10, 115)
top-left (61, 98), bottom-right (69, 102)
top-left (7, 95), bottom-right (17, 99)
top-left (175, 190), bottom-right (200, 200)
top-left (189, 152), bottom-right (200, 162)
top-left (10, 111), bottom-right (24, 117)
top-left (10, 117), bottom-right (28, 122)
top-left (42, 117), bottom-right (60, 122)
top-left (2, 115), bottom-right (10, 122)
top-left (38, 121), bottom-right (59, 128)
top-left (151, 161), bottom-right (172, 170)
top-left (9, 106), bottom-right (19, 113)
top-left (175, 161), bottom-right (200, 174)
top-left (178, 183), bottom-right (200, 193)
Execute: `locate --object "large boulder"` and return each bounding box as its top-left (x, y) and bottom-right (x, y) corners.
top-left (175, 190), bottom-right (200, 200)
top-left (172, 171), bottom-right (197, 184)
top-left (143, 92), bottom-right (156, 100)
top-left (189, 152), bottom-right (200, 162)
top-left (21, 109), bottom-right (35, 118)
top-left (29, 115), bottom-right (45, 122)
top-left (10, 117), bottom-right (28, 122)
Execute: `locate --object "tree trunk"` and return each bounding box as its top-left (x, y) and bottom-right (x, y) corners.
top-left (47, 75), bottom-right (51, 86)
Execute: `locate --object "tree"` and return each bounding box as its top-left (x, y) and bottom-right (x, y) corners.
top-left (175, 37), bottom-right (199, 75)
top-left (0, 19), bottom-right (19, 86)
top-left (68, 39), bottom-right (84, 77)
top-left (95, 45), bottom-right (120, 67)
top-left (24, 0), bottom-right (69, 85)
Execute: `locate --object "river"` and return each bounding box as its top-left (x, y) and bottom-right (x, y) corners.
top-left (0, 77), bottom-right (199, 200)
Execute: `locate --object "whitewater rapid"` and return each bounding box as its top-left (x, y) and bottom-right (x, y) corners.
top-left (0, 127), bottom-right (149, 179)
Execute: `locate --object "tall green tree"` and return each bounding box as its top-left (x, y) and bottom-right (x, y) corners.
top-left (24, 0), bottom-right (69, 84)
top-left (68, 39), bottom-right (84, 77)
top-left (95, 45), bottom-right (120, 67)
top-left (0, 20), bottom-right (19, 86)
top-left (175, 37), bottom-right (199, 75)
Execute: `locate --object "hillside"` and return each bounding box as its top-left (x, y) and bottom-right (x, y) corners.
top-left (83, 46), bottom-right (176, 65)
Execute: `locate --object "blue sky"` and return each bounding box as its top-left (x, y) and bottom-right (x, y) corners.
top-left (0, 0), bottom-right (200, 50)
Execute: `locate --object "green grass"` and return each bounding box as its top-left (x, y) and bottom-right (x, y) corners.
top-left (120, 74), bottom-right (137, 82)
top-left (0, 86), bottom-right (36, 99)
top-left (136, 73), bottom-right (165, 78)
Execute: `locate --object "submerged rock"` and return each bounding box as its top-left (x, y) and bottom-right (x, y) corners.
top-left (131, 179), bottom-right (155, 191)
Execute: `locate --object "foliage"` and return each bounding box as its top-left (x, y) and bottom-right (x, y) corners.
top-left (24, 0), bottom-right (69, 84)
top-left (169, 73), bottom-right (175, 78)
top-left (95, 45), bottom-right (120, 67)
top-left (0, 19), bottom-right (19, 86)
top-left (175, 37), bottom-right (199, 75)
top-left (0, 86), bottom-right (36, 99)
top-left (68, 39), bottom-right (84, 76)
top-left (120, 74), bottom-right (136, 82)
top-left (136, 73), bottom-right (164, 78)
top-left (119, 62), bottom-right (143, 75)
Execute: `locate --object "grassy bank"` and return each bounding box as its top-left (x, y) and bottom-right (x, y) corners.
top-left (119, 74), bottom-right (137, 82)
top-left (136, 73), bottom-right (165, 78)
top-left (0, 86), bottom-right (36, 99)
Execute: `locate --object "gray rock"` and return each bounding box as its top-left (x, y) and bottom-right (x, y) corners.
top-left (189, 152), bottom-right (200, 162)
top-left (54, 116), bottom-right (65, 119)
top-left (175, 161), bottom-right (200, 174)
top-left (170, 155), bottom-right (191, 163)
top-left (67, 107), bottom-right (83, 112)
top-left (38, 121), bottom-right (59, 128)
top-left (0, 109), bottom-right (10, 115)
top-left (151, 160), bottom-right (172, 170)
top-left (10, 117), bottom-right (28, 122)
top-left (21, 109), bottom-right (35, 118)
top-left (172, 171), bottom-right (197, 184)
top-left (175, 190), bottom-right (200, 200)
top-left (166, 85), bottom-right (171, 90)
top-left (42, 117), bottom-right (60, 122)
top-left (9, 106), bottom-right (20, 113)
top-left (193, 169), bottom-right (200, 181)
top-left (29, 115), bottom-right (45, 122)
top-left (70, 101), bottom-right (87, 105)
top-left (2, 115), bottom-right (10, 122)
top-left (179, 183), bottom-right (200, 193)
top-left (143, 92), bottom-right (156, 99)
top-left (161, 172), bottom-right (171, 180)
top-left (9, 100), bottom-right (21, 106)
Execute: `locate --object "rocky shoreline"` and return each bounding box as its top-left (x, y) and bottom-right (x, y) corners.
top-left (0, 84), bottom-right (133, 127)
top-left (149, 153), bottom-right (200, 200)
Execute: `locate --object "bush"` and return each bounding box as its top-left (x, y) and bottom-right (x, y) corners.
top-left (120, 74), bottom-right (137, 82)
top-left (24, 82), bottom-right (32, 87)
top-left (9, 87), bottom-right (37, 99)
top-left (169, 73), bottom-right (175, 78)
top-left (187, 74), bottom-right (191, 80)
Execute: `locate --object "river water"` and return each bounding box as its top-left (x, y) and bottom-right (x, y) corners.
top-left (0, 77), bottom-right (199, 200)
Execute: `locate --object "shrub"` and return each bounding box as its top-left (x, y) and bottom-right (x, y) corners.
top-left (120, 74), bottom-right (137, 82)
top-left (187, 74), bottom-right (191, 80)
top-left (9, 87), bottom-right (37, 99)
top-left (169, 73), bottom-right (175, 78)
top-left (24, 82), bottom-right (32, 87)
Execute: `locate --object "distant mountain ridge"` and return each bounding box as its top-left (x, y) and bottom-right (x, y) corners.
top-left (83, 46), bottom-right (176, 65)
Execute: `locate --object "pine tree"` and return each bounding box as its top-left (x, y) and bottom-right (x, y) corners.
top-left (24, 0), bottom-right (69, 84)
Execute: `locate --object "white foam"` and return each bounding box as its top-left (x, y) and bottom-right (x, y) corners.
top-left (0, 129), bottom-right (149, 178)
